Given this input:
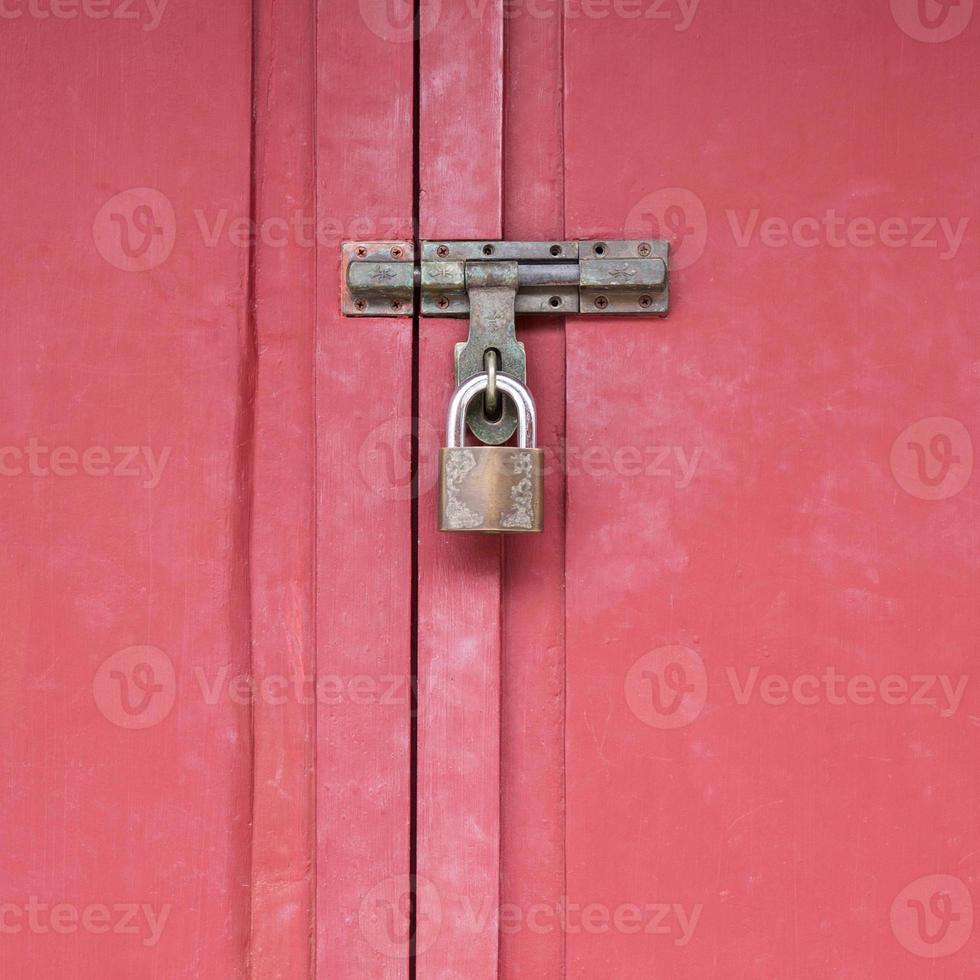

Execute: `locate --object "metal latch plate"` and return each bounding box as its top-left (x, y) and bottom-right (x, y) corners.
top-left (341, 239), bottom-right (670, 319)
top-left (578, 239), bottom-right (668, 315)
top-left (340, 241), bottom-right (415, 316)
top-left (341, 238), bottom-right (670, 442)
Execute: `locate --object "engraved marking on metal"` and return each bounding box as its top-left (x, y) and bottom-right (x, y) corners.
top-left (443, 449), bottom-right (483, 530)
top-left (499, 451), bottom-right (535, 530)
top-left (608, 264), bottom-right (637, 280)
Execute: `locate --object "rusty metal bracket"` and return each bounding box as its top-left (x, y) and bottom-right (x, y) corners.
top-left (342, 239), bottom-right (669, 442)
top-left (340, 241), bottom-right (415, 316)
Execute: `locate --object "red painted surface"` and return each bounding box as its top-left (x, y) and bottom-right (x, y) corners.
top-left (0, 4), bottom-right (254, 976)
top-left (250, 1), bottom-right (316, 977)
top-left (416, 2), bottom-right (505, 977)
top-left (4, 2), bottom-right (978, 978)
top-left (315, 0), bottom-right (414, 977)
top-left (564, 4), bottom-right (980, 978)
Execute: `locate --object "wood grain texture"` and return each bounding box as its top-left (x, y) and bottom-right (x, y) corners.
top-left (418, 0), bottom-right (504, 238)
top-left (416, 0), bottom-right (505, 976)
top-left (315, 1), bottom-right (415, 977)
top-left (563, 5), bottom-right (980, 978)
top-left (500, 3), bottom-right (567, 978)
top-left (250, 1), bottom-right (317, 977)
top-left (0, 4), bottom-right (254, 976)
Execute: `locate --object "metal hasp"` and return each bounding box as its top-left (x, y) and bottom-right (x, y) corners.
top-left (342, 238), bottom-right (670, 442)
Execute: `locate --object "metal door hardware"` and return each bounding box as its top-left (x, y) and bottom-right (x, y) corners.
top-left (342, 239), bottom-right (669, 442)
top-left (439, 372), bottom-right (544, 533)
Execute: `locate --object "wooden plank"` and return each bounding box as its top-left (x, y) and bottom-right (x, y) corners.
top-left (500, 4), bottom-right (568, 978)
top-left (315, 2), bottom-right (415, 977)
top-left (563, 5), bottom-right (980, 978)
top-left (0, 5), bottom-right (254, 977)
top-left (416, 0), bottom-right (505, 976)
top-left (249, 1), bottom-right (317, 977)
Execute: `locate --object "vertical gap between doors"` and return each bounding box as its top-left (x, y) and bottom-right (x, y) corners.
top-left (558, 7), bottom-right (568, 975)
top-left (245, 1), bottom-right (260, 973)
top-left (310, 0), bottom-right (320, 973)
top-left (497, 14), bottom-right (507, 978)
top-left (409, 0), bottom-right (422, 973)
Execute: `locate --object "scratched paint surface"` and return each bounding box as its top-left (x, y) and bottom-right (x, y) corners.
top-left (564, 3), bottom-right (980, 977)
top-left (315, 0), bottom-right (415, 977)
top-left (4, 2), bottom-right (979, 977)
top-left (250, 0), bottom-right (317, 977)
top-left (416, 1), bottom-right (506, 978)
top-left (0, 3), bottom-right (254, 976)
top-left (1, 2), bottom-right (412, 976)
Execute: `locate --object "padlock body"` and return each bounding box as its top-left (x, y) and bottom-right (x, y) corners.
top-left (439, 446), bottom-right (544, 533)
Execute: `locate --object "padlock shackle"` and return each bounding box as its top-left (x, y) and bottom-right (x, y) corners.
top-left (447, 372), bottom-right (536, 449)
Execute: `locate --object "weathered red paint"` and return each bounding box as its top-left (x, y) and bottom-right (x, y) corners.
top-left (249, 2), bottom-right (316, 978)
top-left (0, 4), bottom-right (254, 976)
top-left (315, 0), bottom-right (415, 976)
top-left (4, 2), bottom-right (978, 978)
top-left (564, 4), bottom-right (980, 978)
top-left (416, 1), bottom-right (505, 977)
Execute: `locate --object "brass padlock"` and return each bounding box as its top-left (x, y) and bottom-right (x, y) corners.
top-left (439, 372), bottom-right (544, 533)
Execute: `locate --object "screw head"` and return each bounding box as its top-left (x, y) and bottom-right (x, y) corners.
top-left (391, 300), bottom-right (402, 311)
top-left (355, 246), bottom-right (367, 258)
top-left (436, 296), bottom-right (450, 309)
top-left (436, 244), bottom-right (449, 257)
top-left (594, 295), bottom-right (609, 310)
top-left (390, 246), bottom-right (403, 259)
top-left (354, 299), bottom-right (367, 311)
top-left (637, 242), bottom-right (652, 257)
top-left (638, 294), bottom-right (654, 308)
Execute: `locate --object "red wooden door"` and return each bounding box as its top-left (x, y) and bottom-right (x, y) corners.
top-left (1, 6), bottom-right (261, 977)
top-left (412, 2), bottom-right (980, 977)
top-left (3, 2), bottom-right (978, 979)
top-left (0, 2), bottom-right (412, 977)
top-left (560, 5), bottom-right (980, 979)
